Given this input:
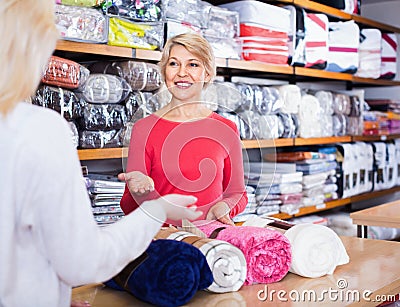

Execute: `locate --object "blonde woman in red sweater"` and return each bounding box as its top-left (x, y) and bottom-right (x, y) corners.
top-left (119, 33), bottom-right (248, 226)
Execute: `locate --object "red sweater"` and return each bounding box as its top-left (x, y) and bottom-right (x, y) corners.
top-left (120, 112), bottom-right (248, 223)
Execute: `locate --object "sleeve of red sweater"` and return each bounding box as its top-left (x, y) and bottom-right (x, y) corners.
top-left (222, 123), bottom-right (248, 217)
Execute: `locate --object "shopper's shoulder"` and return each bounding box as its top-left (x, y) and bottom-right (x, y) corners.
top-left (19, 104), bottom-right (71, 142)
top-left (212, 112), bottom-right (237, 130)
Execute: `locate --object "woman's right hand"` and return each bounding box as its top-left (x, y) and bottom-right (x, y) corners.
top-left (118, 171), bottom-right (154, 196)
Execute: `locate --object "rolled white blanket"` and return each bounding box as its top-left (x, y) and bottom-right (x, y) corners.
top-left (284, 223), bottom-right (349, 278)
top-left (156, 229), bottom-right (247, 293)
top-left (243, 216), bottom-right (349, 278)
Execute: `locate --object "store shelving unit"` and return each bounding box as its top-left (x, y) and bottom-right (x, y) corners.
top-left (59, 0), bottom-right (400, 219)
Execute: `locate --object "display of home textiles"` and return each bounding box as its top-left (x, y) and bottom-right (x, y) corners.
top-left (220, 1), bottom-right (290, 65)
top-left (155, 228), bottom-right (247, 293)
top-left (84, 173), bottom-right (125, 225)
top-left (164, 0), bottom-right (210, 29)
top-left (42, 56), bottom-right (90, 90)
top-left (298, 94), bottom-right (322, 138)
top-left (284, 5), bottom-right (306, 66)
top-left (332, 113), bottom-right (347, 136)
top-left (278, 84), bottom-right (301, 114)
top-left (166, 18), bottom-right (201, 40)
top-left (89, 60), bottom-right (162, 92)
top-left (277, 113), bottom-right (299, 138)
top-left (33, 85), bottom-right (85, 121)
top-left (215, 82), bottom-right (242, 112)
top-left (56, 0), bottom-right (104, 6)
top-left (79, 129), bottom-right (123, 148)
top-left (304, 13), bottom-right (329, 69)
top-left (80, 74), bottom-right (131, 104)
top-left (236, 110), bottom-right (262, 140)
top-left (108, 18), bottom-right (164, 50)
top-left (105, 239), bottom-right (213, 307)
top-left (67, 121), bottom-right (80, 148)
top-left (326, 21), bottom-right (359, 73)
top-left (333, 93), bottom-right (351, 115)
top-left (80, 103), bottom-right (127, 131)
top-left (258, 114), bottom-right (281, 139)
top-left (124, 91), bottom-right (160, 123)
top-left (196, 220), bottom-right (291, 285)
top-left (242, 216), bottom-right (349, 278)
top-left (202, 6), bottom-right (239, 39)
top-left (204, 35), bottom-right (242, 60)
top-left (55, 4), bottom-right (108, 43)
top-left (355, 29), bottom-right (382, 79)
top-left (103, 0), bottom-right (164, 22)
top-left (239, 23), bottom-right (290, 65)
top-left (220, 1), bottom-right (290, 34)
top-left (380, 33), bottom-right (397, 79)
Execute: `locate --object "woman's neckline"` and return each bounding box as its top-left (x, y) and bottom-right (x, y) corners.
top-left (150, 111), bottom-right (215, 124)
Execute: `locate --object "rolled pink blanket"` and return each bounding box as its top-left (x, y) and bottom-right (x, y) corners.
top-left (196, 221), bottom-right (291, 285)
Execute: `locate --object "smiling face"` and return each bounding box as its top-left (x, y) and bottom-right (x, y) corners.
top-left (165, 44), bottom-right (211, 104)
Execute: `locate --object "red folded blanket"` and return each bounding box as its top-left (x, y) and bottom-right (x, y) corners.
top-left (197, 221), bottom-right (291, 285)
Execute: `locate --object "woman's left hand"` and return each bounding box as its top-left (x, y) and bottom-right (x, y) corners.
top-left (206, 201), bottom-right (235, 226)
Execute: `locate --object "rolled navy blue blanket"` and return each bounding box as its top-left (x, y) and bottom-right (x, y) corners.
top-left (105, 239), bottom-right (213, 307)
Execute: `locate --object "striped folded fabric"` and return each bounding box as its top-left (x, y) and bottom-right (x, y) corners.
top-left (155, 228), bottom-right (247, 293)
top-left (196, 221), bottom-right (292, 285)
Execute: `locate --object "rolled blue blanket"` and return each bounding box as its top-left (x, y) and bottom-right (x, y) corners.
top-left (105, 239), bottom-right (213, 307)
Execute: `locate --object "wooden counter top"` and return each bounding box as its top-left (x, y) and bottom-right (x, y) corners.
top-left (72, 236), bottom-right (400, 306)
top-left (350, 200), bottom-right (400, 228)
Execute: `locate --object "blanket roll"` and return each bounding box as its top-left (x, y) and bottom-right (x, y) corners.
top-left (242, 216), bottom-right (350, 278)
top-left (284, 223), bottom-right (349, 278)
top-left (105, 239), bottom-right (213, 307)
top-left (197, 221), bottom-right (292, 285)
top-left (156, 228), bottom-right (247, 293)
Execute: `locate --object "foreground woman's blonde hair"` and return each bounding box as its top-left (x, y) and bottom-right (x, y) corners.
top-left (0, 0), bottom-right (59, 115)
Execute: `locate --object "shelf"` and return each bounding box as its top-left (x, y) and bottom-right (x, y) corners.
top-left (294, 136), bottom-right (352, 146)
top-left (272, 187), bottom-right (400, 220)
top-left (294, 67), bottom-right (353, 81)
top-left (351, 76), bottom-right (400, 87)
top-left (78, 147), bottom-right (128, 160)
top-left (77, 135), bottom-right (400, 160)
top-left (227, 59), bottom-right (294, 75)
top-left (242, 138), bottom-right (293, 149)
top-left (294, 0), bottom-right (352, 19)
top-left (293, 0), bottom-right (400, 33)
top-left (56, 40), bottom-right (162, 61)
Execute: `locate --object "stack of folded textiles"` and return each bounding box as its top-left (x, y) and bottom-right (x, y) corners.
top-left (84, 173), bottom-right (125, 225)
top-left (220, 1), bottom-right (290, 65)
top-left (243, 161), bottom-right (303, 216)
top-left (264, 148), bottom-right (338, 210)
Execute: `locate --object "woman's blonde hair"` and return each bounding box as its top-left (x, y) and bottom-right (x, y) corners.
top-left (0, 0), bottom-right (59, 115)
top-left (158, 33), bottom-right (216, 87)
